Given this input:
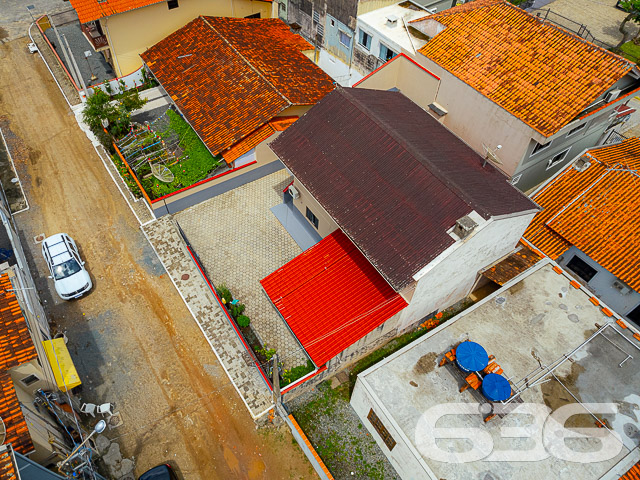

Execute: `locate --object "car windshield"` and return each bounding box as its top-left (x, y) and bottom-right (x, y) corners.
top-left (53, 259), bottom-right (81, 280)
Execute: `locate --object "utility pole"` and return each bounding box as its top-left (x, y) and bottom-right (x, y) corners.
top-left (272, 353), bottom-right (281, 406)
top-left (50, 21), bottom-right (81, 89)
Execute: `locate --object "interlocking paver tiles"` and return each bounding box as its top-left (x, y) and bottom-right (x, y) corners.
top-left (411, 0), bottom-right (633, 137)
top-left (0, 274), bottom-right (37, 455)
top-left (140, 17), bottom-right (334, 158)
top-left (523, 137), bottom-right (640, 291)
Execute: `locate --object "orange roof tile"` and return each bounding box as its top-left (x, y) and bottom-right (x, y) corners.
top-left (68, 0), bottom-right (165, 24)
top-left (482, 243), bottom-right (543, 286)
top-left (223, 116), bottom-right (299, 164)
top-left (141, 17), bottom-right (334, 158)
top-left (620, 461), bottom-right (640, 480)
top-left (0, 274), bottom-right (37, 455)
top-left (412, 0), bottom-right (633, 137)
top-left (0, 446), bottom-right (18, 480)
top-left (523, 137), bottom-right (640, 291)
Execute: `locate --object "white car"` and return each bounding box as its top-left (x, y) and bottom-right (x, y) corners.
top-left (42, 234), bottom-right (92, 300)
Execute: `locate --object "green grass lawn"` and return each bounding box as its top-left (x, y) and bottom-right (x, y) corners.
top-left (619, 41), bottom-right (640, 64)
top-left (140, 109), bottom-right (222, 199)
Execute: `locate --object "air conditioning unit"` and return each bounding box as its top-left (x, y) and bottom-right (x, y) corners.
top-left (288, 185), bottom-right (300, 199)
top-left (605, 89), bottom-right (621, 103)
top-left (612, 280), bottom-right (630, 295)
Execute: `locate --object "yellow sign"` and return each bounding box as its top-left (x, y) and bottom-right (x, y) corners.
top-left (42, 339), bottom-right (82, 392)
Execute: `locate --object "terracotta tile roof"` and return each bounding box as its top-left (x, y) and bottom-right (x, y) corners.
top-left (0, 446), bottom-right (18, 480)
top-left (141, 17), bottom-right (334, 158)
top-left (412, 0), bottom-right (634, 137)
top-left (523, 137), bottom-right (640, 291)
top-left (223, 117), bottom-right (298, 164)
top-left (260, 230), bottom-right (408, 366)
top-left (0, 274), bottom-right (37, 455)
top-left (68, 0), bottom-right (165, 24)
top-left (482, 243), bottom-right (542, 286)
top-left (270, 88), bottom-right (538, 290)
top-left (621, 461), bottom-right (640, 480)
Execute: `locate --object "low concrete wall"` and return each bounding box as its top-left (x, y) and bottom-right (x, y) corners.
top-left (152, 160), bottom-right (285, 216)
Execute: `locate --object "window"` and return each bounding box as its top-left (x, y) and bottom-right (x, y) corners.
top-left (339, 30), bottom-right (351, 48)
top-left (628, 304), bottom-right (640, 324)
top-left (244, 12), bottom-right (261, 18)
top-left (331, 19), bottom-right (335, 27)
top-left (21, 374), bottom-right (39, 387)
top-left (546, 148), bottom-right (571, 170)
top-left (566, 122), bottom-right (587, 137)
top-left (306, 207), bottom-right (319, 229)
top-left (510, 174), bottom-right (522, 185)
top-left (358, 29), bottom-right (372, 50)
top-left (566, 255), bottom-right (597, 283)
top-left (167, 0), bottom-right (179, 8)
top-left (531, 140), bottom-right (552, 156)
top-left (379, 43), bottom-right (397, 62)
top-left (368, 409), bottom-right (396, 450)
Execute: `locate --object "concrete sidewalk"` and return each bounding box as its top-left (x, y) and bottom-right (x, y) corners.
top-left (142, 216), bottom-right (274, 419)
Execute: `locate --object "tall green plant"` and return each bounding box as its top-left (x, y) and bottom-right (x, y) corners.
top-left (618, 0), bottom-right (640, 47)
top-left (82, 87), bottom-right (147, 143)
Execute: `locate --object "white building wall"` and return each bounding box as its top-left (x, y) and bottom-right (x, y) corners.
top-left (397, 211), bottom-right (536, 330)
top-left (351, 377), bottom-right (433, 480)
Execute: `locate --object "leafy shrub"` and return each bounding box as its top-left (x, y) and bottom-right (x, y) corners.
top-left (230, 302), bottom-right (245, 319)
top-left (237, 315), bottom-right (250, 328)
top-left (216, 284), bottom-right (233, 304)
top-left (255, 344), bottom-right (277, 362)
top-left (281, 360), bottom-right (315, 387)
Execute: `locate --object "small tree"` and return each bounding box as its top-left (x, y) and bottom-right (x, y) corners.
top-left (82, 87), bottom-right (147, 145)
top-left (618, 0), bottom-right (640, 47)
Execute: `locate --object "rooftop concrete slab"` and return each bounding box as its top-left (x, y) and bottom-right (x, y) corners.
top-left (358, 261), bottom-right (640, 480)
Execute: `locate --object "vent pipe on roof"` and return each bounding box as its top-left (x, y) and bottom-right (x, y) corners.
top-left (387, 15), bottom-right (398, 27)
top-left (452, 216), bottom-right (478, 240)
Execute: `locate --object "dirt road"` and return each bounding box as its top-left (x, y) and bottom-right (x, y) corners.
top-left (0, 38), bottom-right (315, 480)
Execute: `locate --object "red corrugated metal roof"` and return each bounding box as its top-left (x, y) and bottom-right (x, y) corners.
top-left (260, 230), bottom-right (407, 366)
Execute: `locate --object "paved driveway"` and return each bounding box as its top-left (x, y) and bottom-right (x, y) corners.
top-left (175, 171), bottom-right (311, 370)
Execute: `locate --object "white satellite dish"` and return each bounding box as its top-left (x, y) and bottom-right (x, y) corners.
top-left (151, 164), bottom-right (174, 183)
top-left (482, 143), bottom-right (503, 166)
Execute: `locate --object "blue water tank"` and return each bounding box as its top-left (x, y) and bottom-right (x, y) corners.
top-left (482, 373), bottom-right (512, 402)
top-left (455, 341), bottom-right (489, 372)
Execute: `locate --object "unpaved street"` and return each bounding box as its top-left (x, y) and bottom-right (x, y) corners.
top-left (0, 38), bottom-right (315, 480)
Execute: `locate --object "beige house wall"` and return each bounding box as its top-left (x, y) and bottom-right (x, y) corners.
top-left (357, 0), bottom-right (404, 16)
top-left (10, 361), bottom-right (67, 464)
top-left (101, 0), bottom-right (273, 76)
top-left (278, 105), bottom-right (314, 118)
top-left (413, 56), bottom-right (537, 176)
top-left (289, 179), bottom-right (339, 238)
top-left (355, 55), bottom-right (440, 110)
top-left (288, 179), bottom-right (339, 238)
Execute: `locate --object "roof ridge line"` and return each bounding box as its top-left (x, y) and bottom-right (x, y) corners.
top-left (340, 88), bottom-right (490, 217)
top-left (200, 16), bottom-right (292, 107)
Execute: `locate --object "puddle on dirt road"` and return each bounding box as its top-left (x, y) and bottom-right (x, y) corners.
top-left (0, 129), bottom-right (27, 212)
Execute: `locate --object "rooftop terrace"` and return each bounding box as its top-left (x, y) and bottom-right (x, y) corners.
top-left (356, 261), bottom-right (640, 480)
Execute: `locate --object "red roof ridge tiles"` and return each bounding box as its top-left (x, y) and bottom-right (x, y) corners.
top-left (523, 137), bottom-right (640, 291)
top-left (412, 0), bottom-right (634, 137)
top-left (141, 17), bottom-right (334, 158)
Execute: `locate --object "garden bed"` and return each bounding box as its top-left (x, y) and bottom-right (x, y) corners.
top-left (114, 109), bottom-right (223, 201)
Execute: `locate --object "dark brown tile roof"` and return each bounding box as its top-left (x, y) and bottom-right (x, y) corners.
top-left (270, 88), bottom-right (538, 290)
top-left (0, 274), bottom-right (37, 455)
top-left (482, 243), bottom-right (543, 286)
top-left (141, 17), bottom-right (335, 157)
